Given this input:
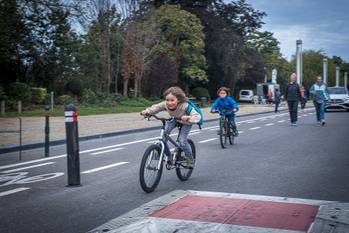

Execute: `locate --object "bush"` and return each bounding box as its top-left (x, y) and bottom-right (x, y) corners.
top-left (81, 89), bottom-right (97, 104)
top-left (31, 87), bottom-right (47, 104)
top-left (7, 82), bottom-right (32, 102)
top-left (6, 99), bottom-right (17, 110)
top-left (191, 87), bottom-right (210, 100)
top-left (65, 78), bottom-right (83, 96)
top-left (58, 95), bottom-right (74, 105)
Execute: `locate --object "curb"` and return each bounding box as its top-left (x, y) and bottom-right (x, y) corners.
top-left (0, 108), bottom-right (288, 154)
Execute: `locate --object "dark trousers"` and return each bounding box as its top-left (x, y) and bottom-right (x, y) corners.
top-left (274, 102), bottom-right (280, 112)
top-left (287, 100), bottom-right (299, 123)
top-left (313, 101), bottom-right (325, 122)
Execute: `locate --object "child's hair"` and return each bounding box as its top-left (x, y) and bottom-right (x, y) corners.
top-left (163, 86), bottom-right (187, 103)
top-left (217, 87), bottom-right (230, 96)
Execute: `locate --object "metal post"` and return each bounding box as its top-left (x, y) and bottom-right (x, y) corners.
top-left (65, 104), bottom-right (80, 186)
top-left (323, 58), bottom-right (328, 84)
top-left (50, 91), bottom-right (54, 111)
top-left (17, 100), bottom-right (22, 114)
top-left (345, 72), bottom-right (348, 89)
top-left (19, 117), bottom-right (22, 161)
top-left (336, 66), bottom-right (340, 87)
top-left (44, 106), bottom-right (50, 157)
top-left (296, 40), bottom-right (303, 85)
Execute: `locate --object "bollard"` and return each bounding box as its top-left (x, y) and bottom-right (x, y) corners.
top-left (65, 104), bottom-right (80, 186)
top-left (1, 100), bottom-right (5, 116)
top-left (44, 106), bottom-right (50, 157)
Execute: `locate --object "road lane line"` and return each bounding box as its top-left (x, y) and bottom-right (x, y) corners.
top-left (81, 162), bottom-right (129, 174)
top-left (91, 148), bottom-right (124, 155)
top-left (0, 155), bottom-right (65, 170)
top-left (265, 123), bottom-right (274, 126)
top-left (238, 131), bottom-right (244, 134)
top-left (0, 187), bottom-right (30, 197)
top-left (278, 120), bottom-right (286, 123)
top-left (189, 132), bottom-right (201, 136)
top-left (209, 127), bottom-right (219, 131)
top-left (246, 121), bottom-right (256, 123)
top-left (198, 138), bottom-right (217, 143)
top-left (249, 127), bottom-right (261, 130)
top-left (1, 162), bottom-right (56, 173)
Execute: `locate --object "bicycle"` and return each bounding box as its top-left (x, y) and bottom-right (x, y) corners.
top-left (211, 110), bottom-right (238, 149)
top-left (139, 114), bottom-right (196, 193)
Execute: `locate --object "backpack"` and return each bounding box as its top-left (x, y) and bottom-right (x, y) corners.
top-left (186, 100), bottom-right (203, 129)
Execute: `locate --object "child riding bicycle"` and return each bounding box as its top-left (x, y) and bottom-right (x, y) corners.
top-left (140, 86), bottom-right (201, 168)
top-left (210, 87), bottom-right (239, 136)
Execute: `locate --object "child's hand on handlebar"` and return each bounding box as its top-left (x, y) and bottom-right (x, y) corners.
top-left (140, 110), bottom-right (150, 116)
top-left (210, 109), bottom-right (217, 113)
top-left (233, 109), bottom-right (238, 112)
top-left (180, 115), bottom-right (190, 122)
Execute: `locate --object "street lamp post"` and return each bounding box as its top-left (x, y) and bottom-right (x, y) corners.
top-left (296, 40), bottom-right (302, 84)
top-left (345, 72), bottom-right (348, 89)
top-left (336, 66), bottom-right (340, 87)
top-left (323, 58), bottom-right (328, 84)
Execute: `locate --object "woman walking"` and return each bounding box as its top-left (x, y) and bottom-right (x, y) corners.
top-left (285, 73), bottom-right (301, 126)
top-left (309, 76), bottom-right (329, 126)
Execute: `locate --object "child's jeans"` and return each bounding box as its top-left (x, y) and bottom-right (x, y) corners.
top-left (224, 114), bottom-right (237, 132)
top-left (164, 119), bottom-right (193, 159)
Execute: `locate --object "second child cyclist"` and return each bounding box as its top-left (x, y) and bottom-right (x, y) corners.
top-left (211, 87), bottom-right (239, 136)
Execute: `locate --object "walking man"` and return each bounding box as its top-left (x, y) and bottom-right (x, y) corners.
top-left (309, 76), bottom-right (329, 126)
top-left (274, 89), bottom-right (281, 113)
top-left (285, 73), bottom-right (301, 126)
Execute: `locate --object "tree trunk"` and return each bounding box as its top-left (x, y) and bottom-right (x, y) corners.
top-left (123, 79), bottom-right (129, 97)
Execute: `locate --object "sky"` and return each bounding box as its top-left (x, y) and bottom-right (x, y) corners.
top-left (246, 0), bottom-right (349, 62)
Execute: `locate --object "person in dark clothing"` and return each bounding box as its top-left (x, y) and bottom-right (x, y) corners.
top-left (285, 73), bottom-right (301, 126)
top-left (274, 89), bottom-right (281, 113)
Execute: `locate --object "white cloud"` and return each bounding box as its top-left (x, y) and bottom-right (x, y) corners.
top-left (263, 24), bottom-right (349, 61)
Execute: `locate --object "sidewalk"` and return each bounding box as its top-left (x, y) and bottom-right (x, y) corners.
top-left (0, 103), bottom-right (289, 149)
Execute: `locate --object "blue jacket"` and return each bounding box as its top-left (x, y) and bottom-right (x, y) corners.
top-left (309, 83), bottom-right (329, 102)
top-left (211, 96), bottom-right (239, 115)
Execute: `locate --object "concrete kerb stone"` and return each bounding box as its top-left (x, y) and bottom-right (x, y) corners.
top-left (86, 190), bottom-right (349, 233)
top-left (0, 108), bottom-right (292, 154)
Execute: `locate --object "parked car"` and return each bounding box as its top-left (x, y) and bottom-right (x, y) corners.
top-left (325, 87), bottom-right (349, 112)
top-left (239, 90), bottom-right (254, 102)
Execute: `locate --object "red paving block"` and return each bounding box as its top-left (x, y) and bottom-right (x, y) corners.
top-left (150, 195), bottom-right (319, 231)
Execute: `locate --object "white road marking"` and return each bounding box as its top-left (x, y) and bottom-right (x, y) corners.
top-left (0, 187), bottom-right (30, 197)
top-left (265, 123), bottom-right (274, 126)
top-left (91, 148), bottom-right (124, 155)
top-left (238, 131), bottom-right (244, 134)
top-left (1, 162), bottom-right (56, 173)
top-left (189, 132), bottom-right (201, 136)
top-left (249, 127), bottom-right (261, 130)
top-left (0, 155), bottom-right (66, 171)
top-left (198, 138), bottom-right (217, 143)
top-left (278, 120), bottom-right (286, 123)
top-left (247, 121), bottom-right (256, 123)
top-left (81, 162), bottom-right (129, 174)
top-left (209, 127), bottom-right (219, 131)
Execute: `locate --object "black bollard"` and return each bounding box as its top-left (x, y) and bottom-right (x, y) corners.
top-left (44, 106), bottom-right (50, 157)
top-left (65, 104), bottom-right (80, 186)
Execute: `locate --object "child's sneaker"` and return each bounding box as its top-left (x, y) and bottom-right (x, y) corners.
top-left (321, 120), bottom-right (325, 126)
top-left (186, 158), bottom-right (195, 169)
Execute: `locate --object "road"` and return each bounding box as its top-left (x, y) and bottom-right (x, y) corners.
top-left (0, 109), bottom-right (348, 233)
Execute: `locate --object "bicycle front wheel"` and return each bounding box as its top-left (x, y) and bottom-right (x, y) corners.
top-left (139, 144), bottom-right (163, 193)
top-left (220, 121), bottom-right (228, 149)
top-left (176, 139), bottom-right (196, 181)
top-left (229, 127), bottom-right (234, 145)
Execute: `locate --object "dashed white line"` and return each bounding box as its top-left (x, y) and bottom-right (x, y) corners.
top-left (189, 132), bottom-right (201, 136)
top-left (247, 121), bottom-right (256, 123)
top-left (91, 148), bottom-right (124, 155)
top-left (278, 120), bottom-right (286, 123)
top-left (1, 162), bottom-right (56, 173)
top-left (0, 155), bottom-right (65, 170)
top-left (249, 127), bottom-right (261, 130)
top-left (198, 138), bottom-right (217, 143)
top-left (265, 123), bottom-right (274, 126)
top-left (238, 131), bottom-right (244, 134)
top-left (81, 162), bottom-right (129, 174)
top-left (0, 188), bottom-right (30, 197)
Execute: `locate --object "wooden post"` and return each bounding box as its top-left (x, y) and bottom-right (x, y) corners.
top-left (17, 100), bottom-right (22, 114)
top-left (1, 100), bottom-right (4, 116)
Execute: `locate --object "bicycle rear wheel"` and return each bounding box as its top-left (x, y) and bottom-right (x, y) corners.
top-left (220, 121), bottom-right (228, 149)
top-left (176, 139), bottom-right (196, 181)
top-left (139, 144), bottom-right (163, 193)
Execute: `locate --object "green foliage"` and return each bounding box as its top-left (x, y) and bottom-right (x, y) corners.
top-left (58, 95), bottom-right (74, 105)
top-left (191, 87), bottom-right (210, 99)
top-left (0, 85), bottom-right (7, 100)
top-left (81, 89), bottom-right (97, 104)
top-left (155, 5), bottom-right (207, 84)
top-left (8, 82), bottom-right (32, 102)
top-left (119, 97), bottom-right (153, 107)
top-left (65, 78), bottom-right (83, 96)
top-left (31, 87), bottom-right (47, 104)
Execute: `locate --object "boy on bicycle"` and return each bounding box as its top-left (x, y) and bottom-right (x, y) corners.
top-left (141, 86), bottom-right (201, 168)
top-left (210, 87), bottom-right (239, 136)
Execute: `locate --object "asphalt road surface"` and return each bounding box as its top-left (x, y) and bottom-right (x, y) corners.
top-left (1, 109), bottom-right (348, 233)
